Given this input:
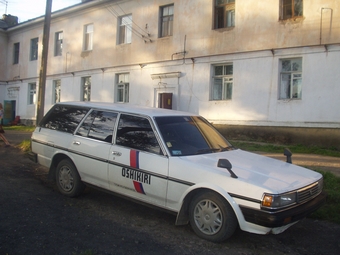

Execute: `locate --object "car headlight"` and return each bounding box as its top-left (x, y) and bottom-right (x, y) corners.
top-left (261, 192), bottom-right (297, 209)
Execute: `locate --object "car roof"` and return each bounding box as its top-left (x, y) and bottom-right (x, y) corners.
top-left (55, 101), bottom-right (198, 118)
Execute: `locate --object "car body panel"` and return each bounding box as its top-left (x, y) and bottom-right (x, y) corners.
top-left (30, 101), bottom-right (326, 239)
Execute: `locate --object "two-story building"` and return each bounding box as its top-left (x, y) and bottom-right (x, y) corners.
top-left (0, 0), bottom-right (339, 147)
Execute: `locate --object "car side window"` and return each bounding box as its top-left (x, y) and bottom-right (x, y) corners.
top-left (77, 110), bottom-right (118, 143)
top-left (39, 105), bottom-right (89, 134)
top-left (116, 114), bottom-right (161, 154)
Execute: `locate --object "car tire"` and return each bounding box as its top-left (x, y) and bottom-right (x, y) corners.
top-left (56, 159), bottom-right (85, 197)
top-left (189, 191), bottom-right (238, 242)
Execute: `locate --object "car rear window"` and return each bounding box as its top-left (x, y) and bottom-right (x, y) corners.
top-left (39, 105), bottom-right (90, 134)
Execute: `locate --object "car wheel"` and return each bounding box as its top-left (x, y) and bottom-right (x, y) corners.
top-left (189, 191), bottom-right (238, 242)
top-left (56, 159), bottom-right (85, 197)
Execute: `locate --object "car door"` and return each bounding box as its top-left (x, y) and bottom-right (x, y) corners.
top-left (108, 113), bottom-right (169, 207)
top-left (70, 110), bottom-right (118, 190)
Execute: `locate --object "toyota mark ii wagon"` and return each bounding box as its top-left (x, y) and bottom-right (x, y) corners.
top-left (30, 102), bottom-right (326, 242)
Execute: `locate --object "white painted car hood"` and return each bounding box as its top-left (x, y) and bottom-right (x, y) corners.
top-left (178, 149), bottom-right (322, 194)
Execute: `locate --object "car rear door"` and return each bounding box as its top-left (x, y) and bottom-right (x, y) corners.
top-left (70, 110), bottom-right (118, 189)
top-left (108, 113), bottom-right (169, 207)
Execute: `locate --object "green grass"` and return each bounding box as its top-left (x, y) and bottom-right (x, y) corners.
top-left (231, 140), bottom-right (340, 158)
top-left (309, 170), bottom-right (340, 224)
top-left (18, 139), bottom-right (32, 152)
top-left (231, 140), bottom-right (340, 224)
top-left (3, 125), bottom-right (35, 132)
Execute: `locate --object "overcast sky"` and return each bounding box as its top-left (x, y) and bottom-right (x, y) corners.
top-left (2, 0), bottom-right (81, 22)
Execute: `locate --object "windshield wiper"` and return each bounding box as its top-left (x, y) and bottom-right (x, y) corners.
top-left (220, 146), bottom-right (236, 151)
top-left (196, 148), bottom-right (220, 154)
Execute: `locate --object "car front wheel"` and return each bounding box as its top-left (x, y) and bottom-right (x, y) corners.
top-left (189, 191), bottom-right (238, 242)
top-left (56, 159), bottom-right (85, 197)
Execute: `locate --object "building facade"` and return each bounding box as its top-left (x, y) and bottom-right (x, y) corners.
top-left (0, 0), bottom-right (339, 146)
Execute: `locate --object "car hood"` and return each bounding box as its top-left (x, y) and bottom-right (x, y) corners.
top-left (177, 149), bottom-right (322, 194)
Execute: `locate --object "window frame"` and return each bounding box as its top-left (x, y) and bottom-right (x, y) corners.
top-left (39, 105), bottom-right (90, 133)
top-left (13, 42), bottom-right (20, 64)
top-left (116, 73), bottom-right (129, 103)
top-left (280, 0), bottom-right (303, 20)
top-left (28, 82), bottom-right (37, 105)
top-left (81, 76), bottom-right (91, 102)
top-left (159, 4), bottom-right (174, 38)
top-left (211, 63), bottom-right (233, 101)
top-left (53, 79), bottom-right (61, 103)
top-left (77, 110), bottom-right (118, 143)
top-left (54, 31), bottom-right (63, 56)
top-left (214, 0), bottom-right (235, 29)
top-left (30, 37), bottom-right (38, 61)
top-left (279, 58), bottom-right (303, 100)
top-left (83, 24), bottom-right (93, 51)
top-left (118, 14), bottom-right (132, 45)
top-left (116, 114), bottom-right (162, 155)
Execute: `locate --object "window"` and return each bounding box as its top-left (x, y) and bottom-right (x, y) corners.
top-left (118, 15), bottom-right (132, 44)
top-left (53, 80), bottom-right (61, 103)
top-left (81, 77), bottom-right (91, 101)
top-left (156, 116), bottom-right (231, 156)
top-left (84, 24), bottom-right (93, 51)
top-left (55, 31), bottom-right (63, 56)
top-left (30, 38), bottom-right (38, 61)
top-left (280, 0), bottom-right (303, 20)
top-left (116, 73), bottom-right (129, 103)
top-left (214, 0), bottom-right (235, 29)
top-left (39, 105), bottom-right (90, 133)
top-left (160, 4), bottom-right (174, 37)
top-left (28, 83), bottom-right (36, 105)
top-left (211, 64), bottom-right (233, 100)
top-left (77, 110), bottom-right (118, 143)
top-left (13, 42), bottom-right (20, 64)
top-left (279, 58), bottom-right (302, 99)
top-left (116, 114), bottom-right (161, 154)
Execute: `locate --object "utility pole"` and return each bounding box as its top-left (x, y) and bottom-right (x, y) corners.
top-left (36, 0), bottom-right (52, 124)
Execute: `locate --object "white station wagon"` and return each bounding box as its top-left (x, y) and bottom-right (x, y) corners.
top-left (30, 102), bottom-right (326, 242)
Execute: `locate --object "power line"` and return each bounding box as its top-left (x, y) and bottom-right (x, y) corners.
top-left (105, 3), bottom-right (152, 43)
top-left (0, 0), bottom-right (8, 14)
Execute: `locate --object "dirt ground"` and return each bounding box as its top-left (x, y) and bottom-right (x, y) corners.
top-left (0, 140), bottom-right (340, 254)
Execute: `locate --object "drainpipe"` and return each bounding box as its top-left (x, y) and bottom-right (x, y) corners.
top-left (320, 7), bottom-right (333, 45)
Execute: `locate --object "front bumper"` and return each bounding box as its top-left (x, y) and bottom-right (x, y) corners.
top-left (28, 151), bottom-right (38, 163)
top-left (240, 191), bottom-right (327, 228)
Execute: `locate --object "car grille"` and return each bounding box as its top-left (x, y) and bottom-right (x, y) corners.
top-left (297, 178), bottom-right (323, 204)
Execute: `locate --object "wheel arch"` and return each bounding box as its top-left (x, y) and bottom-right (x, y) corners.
top-left (48, 153), bottom-right (74, 181)
top-left (175, 185), bottom-right (245, 227)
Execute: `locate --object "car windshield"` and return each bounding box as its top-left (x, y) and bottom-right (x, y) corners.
top-left (155, 116), bottom-right (234, 156)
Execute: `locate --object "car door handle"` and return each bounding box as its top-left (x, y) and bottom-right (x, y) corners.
top-left (73, 141), bottom-right (81, 145)
top-left (112, 151), bottom-right (122, 156)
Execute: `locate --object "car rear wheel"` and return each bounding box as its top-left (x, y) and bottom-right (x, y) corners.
top-left (189, 191), bottom-right (238, 242)
top-left (56, 159), bottom-right (85, 197)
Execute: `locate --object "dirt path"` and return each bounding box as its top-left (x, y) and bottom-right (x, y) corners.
top-left (1, 145), bottom-right (340, 255)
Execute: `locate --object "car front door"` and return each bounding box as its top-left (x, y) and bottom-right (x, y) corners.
top-left (108, 114), bottom-right (168, 207)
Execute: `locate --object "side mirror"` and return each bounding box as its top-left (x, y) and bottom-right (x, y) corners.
top-left (217, 159), bottom-right (238, 178)
top-left (284, 148), bottom-right (292, 164)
